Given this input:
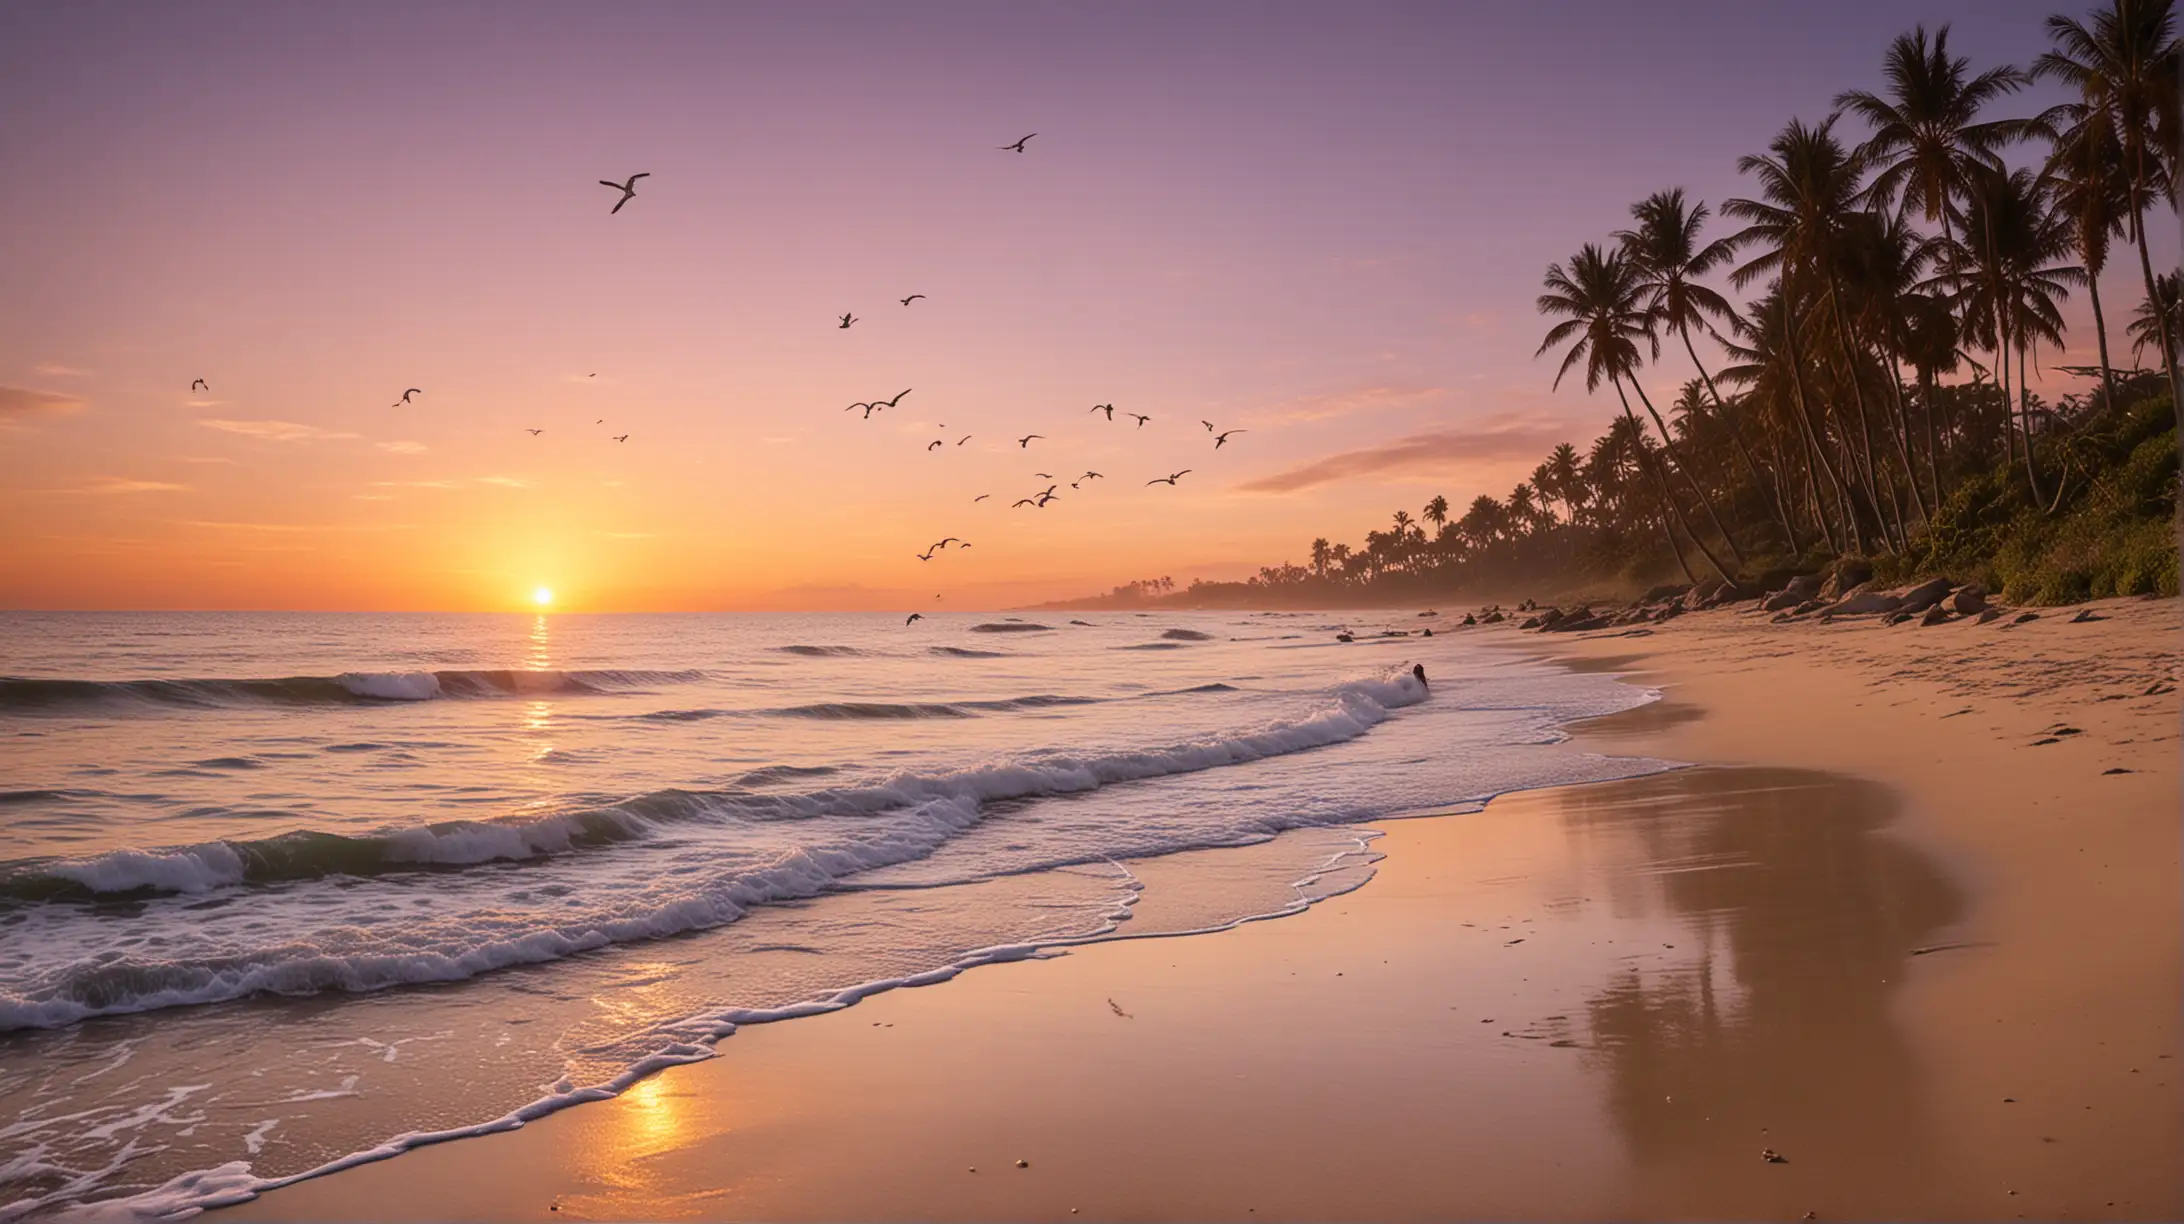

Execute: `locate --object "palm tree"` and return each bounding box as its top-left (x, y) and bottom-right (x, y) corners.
top-left (2039, 97), bottom-right (2134, 405)
top-left (1422, 494), bottom-right (1449, 535)
top-left (1835, 25), bottom-right (2029, 249)
top-left (1309, 537), bottom-right (1332, 580)
top-left (1535, 242), bottom-right (1734, 581)
top-left (2128, 270), bottom-right (2183, 361)
top-left (1547, 443), bottom-right (1583, 524)
top-left (2035, 0), bottom-right (2182, 413)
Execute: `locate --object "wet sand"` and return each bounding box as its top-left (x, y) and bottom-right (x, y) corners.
top-left (228, 596), bottom-right (2180, 1221)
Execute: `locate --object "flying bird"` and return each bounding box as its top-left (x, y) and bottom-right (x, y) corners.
top-left (1147, 470), bottom-right (1192, 485)
top-left (917, 549), bottom-right (935, 561)
top-left (1214, 429), bottom-right (1247, 449)
top-left (1080, 470), bottom-right (1104, 481)
top-left (1034, 472), bottom-right (1055, 480)
top-left (1089, 403), bottom-right (1114, 420)
top-left (190, 378), bottom-right (208, 392)
top-left (1018, 434), bottom-right (1043, 448)
top-left (612, 434), bottom-right (630, 443)
top-left (973, 493), bottom-right (991, 502)
top-left (394, 388), bottom-right (422, 406)
top-left (1012, 498), bottom-right (1037, 508)
top-left (901, 294), bottom-right (925, 306)
top-left (599, 173), bottom-right (650, 214)
top-left (878, 389), bottom-right (911, 408)
top-left (905, 613), bottom-right (923, 625)
top-left (838, 313), bottom-right (858, 329)
top-left (526, 428), bottom-right (544, 436)
top-left (928, 440), bottom-right (943, 451)
top-left (588, 373), bottom-right (597, 378)
top-left (1201, 420), bottom-right (1216, 432)
top-left (1128, 413), bottom-right (1151, 428)
top-left (595, 418), bottom-right (604, 424)
top-left (956, 435), bottom-right (972, 446)
top-left (1000, 133), bottom-right (1036, 152)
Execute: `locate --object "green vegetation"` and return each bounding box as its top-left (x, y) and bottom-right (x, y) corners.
top-left (1070, 3), bottom-right (2180, 611)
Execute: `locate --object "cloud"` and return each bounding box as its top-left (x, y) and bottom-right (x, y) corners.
top-left (370, 479), bottom-right (457, 490)
top-left (179, 456), bottom-right (239, 465)
top-left (475, 475), bottom-right (534, 488)
top-left (183, 399), bottom-right (224, 408)
top-left (199, 419), bottom-right (359, 443)
top-left (1236, 415), bottom-right (1583, 494)
top-left (34, 363), bottom-right (90, 377)
top-left (1264, 384), bottom-right (1448, 424)
top-left (0, 386), bottom-right (85, 423)
top-left (76, 477), bottom-right (190, 494)
top-left (377, 440), bottom-right (428, 454)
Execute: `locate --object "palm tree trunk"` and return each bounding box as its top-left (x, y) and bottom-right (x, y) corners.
top-left (2017, 340), bottom-right (2045, 506)
top-left (1823, 275), bottom-right (1888, 511)
top-left (1919, 368), bottom-right (1943, 511)
top-left (1874, 339), bottom-right (1930, 529)
top-left (2128, 195), bottom-right (2182, 419)
top-left (1780, 301), bottom-right (1867, 553)
top-left (1679, 323), bottom-right (1797, 553)
top-left (1624, 374), bottom-right (1746, 569)
top-left (2088, 264), bottom-right (2118, 409)
top-left (1998, 337), bottom-right (2016, 474)
top-left (1614, 377), bottom-right (1732, 583)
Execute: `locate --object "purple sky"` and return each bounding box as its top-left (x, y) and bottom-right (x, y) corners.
top-left (2, 1), bottom-right (2169, 610)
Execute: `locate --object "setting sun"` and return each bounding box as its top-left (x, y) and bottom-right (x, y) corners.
top-left (532, 587), bottom-right (553, 608)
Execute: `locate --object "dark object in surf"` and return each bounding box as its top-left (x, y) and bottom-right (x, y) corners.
top-left (1461, 613), bottom-right (1477, 625)
top-left (2011, 611), bottom-right (2040, 625)
top-left (2069, 608), bottom-right (2106, 623)
top-left (1761, 1148), bottom-right (1788, 1164)
top-left (2103, 767), bottom-right (2134, 775)
top-left (1919, 605), bottom-right (1953, 626)
top-left (1977, 608), bottom-right (2003, 624)
top-left (1335, 632), bottom-right (1354, 642)
top-left (1421, 627), bottom-right (1432, 637)
top-left (1413, 664), bottom-right (1428, 691)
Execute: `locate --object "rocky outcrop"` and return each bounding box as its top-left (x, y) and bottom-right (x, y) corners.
top-left (1816, 583), bottom-right (1904, 616)
top-left (1894, 577), bottom-right (1954, 615)
top-left (1950, 584), bottom-right (1989, 615)
top-left (1762, 573), bottom-right (1822, 612)
top-left (1819, 558), bottom-right (1874, 601)
top-left (1919, 604), bottom-right (1953, 626)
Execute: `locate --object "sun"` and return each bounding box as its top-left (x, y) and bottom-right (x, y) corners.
top-left (532, 586), bottom-right (554, 608)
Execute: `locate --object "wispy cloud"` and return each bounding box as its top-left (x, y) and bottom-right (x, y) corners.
top-left (75, 477), bottom-right (191, 494)
top-left (369, 479), bottom-right (457, 489)
top-left (183, 398), bottom-right (224, 409)
top-left (178, 456), bottom-right (239, 465)
top-left (475, 475), bottom-right (534, 488)
top-left (179, 519), bottom-right (412, 533)
top-left (0, 386), bottom-right (85, 425)
top-left (199, 418), bottom-right (359, 443)
top-left (377, 440), bottom-right (427, 454)
top-left (33, 363), bottom-right (91, 377)
top-left (1264, 384), bottom-right (1448, 424)
top-left (1236, 415), bottom-right (1581, 494)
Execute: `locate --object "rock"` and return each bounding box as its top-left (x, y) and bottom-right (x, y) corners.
top-left (1762, 573), bottom-right (1822, 612)
top-left (2011, 611), bottom-right (2040, 625)
top-left (1335, 631), bottom-right (1354, 642)
top-left (1761, 1148), bottom-right (1789, 1164)
top-left (1894, 576), bottom-right (1954, 615)
top-left (1640, 582), bottom-right (1691, 604)
top-left (1950, 584), bottom-right (1989, 615)
top-left (1481, 611), bottom-right (1505, 624)
top-left (1700, 581), bottom-right (1751, 608)
top-left (1016, 1159), bottom-right (1029, 1169)
top-left (1421, 627), bottom-right (1433, 636)
top-left (1794, 598), bottom-right (1825, 615)
top-left (1818, 585), bottom-right (1904, 616)
top-left (1461, 613), bottom-right (1477, 626)
top-left (1819, 557), bottom-right (1874, 601)
top-left (1976, 607), bottom-right (2002, 624)
top-left (1655, 602), bottom-right (1685, 621)
top-left (1919, 604), bottom-right (1953, 626)
top-left (1546, 613), bottom-right (1611, 633)
top-left (1882, 610), bottom-right (1913, 625)
top-left (1517, 615), bottom-right (1543, 630)
top-left (2069, 608), bottom-right (2107, 623)
top-left (1417, 610), bottom-right (1438, 618)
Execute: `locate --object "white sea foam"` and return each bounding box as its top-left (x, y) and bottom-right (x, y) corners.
top-left (333, 671), bottom-right (441, 701)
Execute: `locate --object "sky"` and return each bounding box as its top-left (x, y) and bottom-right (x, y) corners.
top-left (2, 0), bottom-right (2172, 611)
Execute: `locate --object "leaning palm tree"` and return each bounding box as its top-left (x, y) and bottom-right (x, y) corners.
top-left (1724, 117), bottom-right (1887, 552)
top-left (2128, 270), bottom-right (2183, 361)
top-left (1309, 537), bottom-right (1332, 580)
top-left (1535, 243), bottom-right (1732, 581)
top-left (2038, 98), bottom-right (2135, 405)
top-left (1547, 442), bottom-right (1583, 524)
top-left (1835, 25), bottom-right (2029, 253)
top-left (2035, 0), bottom-right (2182, 412)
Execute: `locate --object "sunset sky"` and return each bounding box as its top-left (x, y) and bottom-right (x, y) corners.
top-left (2, 1), bottom-right (2170, 611)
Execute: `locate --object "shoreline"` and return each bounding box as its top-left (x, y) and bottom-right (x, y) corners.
top-left (222, 597), bottom-right (2179, 1220)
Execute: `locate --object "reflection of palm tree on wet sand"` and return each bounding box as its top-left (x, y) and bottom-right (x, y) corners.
top-left (1562, 767), bottom-right (1963, 1217)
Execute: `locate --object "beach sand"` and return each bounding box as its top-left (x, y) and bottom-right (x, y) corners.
top-left (227, 596), bottom-right (2179, 1221)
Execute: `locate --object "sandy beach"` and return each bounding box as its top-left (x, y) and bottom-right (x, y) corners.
top-left (227, 596), bottom-right (2180, 1222)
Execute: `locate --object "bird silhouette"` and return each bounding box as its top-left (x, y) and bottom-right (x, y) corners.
top-left (190, 378), bottom-right (208, 392)
top-left (1018, 434), bottom-right (1043, 448)
top-left (588, 373), bottom-right (597, 378)
top-left (526, 428), bottom-right (544, 436)
top-left (1012, 498), bottom-right (1037, 508)
top-left (928, 440), bottom-right (943, 451)
top-left (956, 435), bottom-right (972, 446)
top-left (905, 613), bottom-right (923, 625)
top-left (1089, 403), bottom-right (1114, 420)
top-left (595, 418), bottom-right (605, 424)
top-left (1034, 472), bottom-right (1055, 480)
top-left (599, 173), bottom-right (649, 214)
top-left (1001, 133), bottom-right (1036, 152)
top-left (393, 388), bottom-right (421, 406)
top-left (1128, 413), bottom-right (1151, 428)
top-left (934, 537), bottom-right (961, 549)
top-left (878, 389), bottom-right (911, 408)
top-left (1147, 470), bottom-right (1192, 485)
top-left (612, 434), bottom-right (630, 443)
top-left (974, 493), bottom-right (991, 502)
top-left (916, 549), bottom-right (935, 561)
top-left (838, 313), bottom-right (858, 329)
top-left (901, 294), bottom-right (925, 306)
top-left (845, 401), bottom-right (879, 418)
top-left (1201, 420), bottom-right (1215, 431)
top-left (1214, 429), bottom-right (1247, 449)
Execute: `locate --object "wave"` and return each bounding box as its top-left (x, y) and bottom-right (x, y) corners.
top-left (929, 646), bottom-right (1010, 658)
top-left (0, 669), bottom-right (704, 713)
top-left (609, 693), bottom-right (1102, 724)
top-left (772, 645), bottom-right (865, 658)
top-left (969, 622), bottom-right (1052, 633)
top-left (1160, 628), bottom-right (1216, 641)
top-left (0, 666), bottom-right (1431, 1029)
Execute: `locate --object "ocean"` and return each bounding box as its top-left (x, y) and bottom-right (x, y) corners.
top-left (0, 609), bottom-right (1670, 1219)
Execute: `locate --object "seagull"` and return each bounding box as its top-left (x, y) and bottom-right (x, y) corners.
top-left (1089, 403), bottom-right (1114, 420)
top-left (588, 373), bottom-right (597, 378)
top-left (190, 378), bottom-right (208, 392)
top-left (878, 389), bottom-right (911, 408)
top-left (1001, 133), bottom-right (1036, 152)
top-left (1201, 420), bottom-right (1215, 431)
top-left (1214, 429), bottom-right (1247, 449)
top-left (901, 294), bottom-right (925, 306)
top-left (612, 434), bottom-right (630, 443)
top-left (956, 435), bottom-right (972, 446)
top-left (1018, 434), bottom-right (1043, 448)
top-left (1012, 498), bottom-right (1037, 507)
top-left (599, 173), bottom-right (649, 214)
top-left (974, 493), bottom-right (991, 502)
top-left (595, 418), bottom-right (605, 424)
top-left (928, 440), bottom-right (943, 451)
top-left (906, 613), bottom-right (924, 625)
top-left (845, 401), bottom-right (878, 417)
top-left (1034, 472), bottom-right (1055, 480)
top-left (526, 428), bottom-right (544, 436)
top-left (1128, 413), bottom-right (1151, 428)
top-left (838, 313), bottom-right (858, 329)
top-left (1079, 471), bottom-right (1104, 481)
top-left (916, 549), bottom-right (935, 561)
top-left (1035, 491), bottom-right (1058, 507)
top-left (1147, 470), bottom-right (1192, 485)
top-left (934, 537), bottom-right (961, 549)
top-left (395, 388), bottom-right (422, 406)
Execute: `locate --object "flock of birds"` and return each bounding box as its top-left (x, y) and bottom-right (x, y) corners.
top-left (187, 134), bottom-right (1254, 624)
